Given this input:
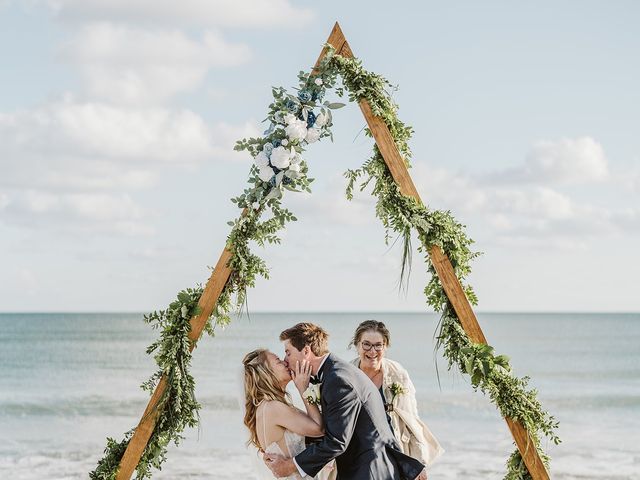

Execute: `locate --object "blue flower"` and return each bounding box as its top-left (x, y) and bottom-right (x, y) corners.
top-left (283, 176), bottom-right (293, 185)
top-left (263, 123), bottom-right (275, 136)
top-left (306, 111), bottom-right (316, 128)
top-left (272, 139), bottom-right (282, 148)
top-left (262, 143), bottom-right (274, 155)
top-left (297, 90), bottom-right (312, 103)
top-left (285, 99), bottom-right (298, 113)
top-left (269, 176), bottom-right (278, 187)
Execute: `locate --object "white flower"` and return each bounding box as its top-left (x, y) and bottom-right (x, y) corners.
top-left (270, 146), bottom-right (292, 169)
top-left (283, 113), bottom-right (297, 125)
top-left (265, 186), bottom-right (282, 200)
top-left (290, 153), bottom-right (302, 165)
top-left (285, 168), bottom-right (300, 179)
top-left (303, 383), bottom-right (321, 405)
top-left (281, 138), bottom-right (288, 146)
top-left (284, 163), bottom-right (302, 180)
top-left (254, 150), bottom-right (269, 168)
top-left (314, 77), bottom-right (323, 86)
top-left (252, 201), bottom-right (260, 210)
top-left (314, 111), bottom-right (328, 127)
top-left (180, 305), bottom-right (188, 318)
top-left (288, 162), bottom-right (301, 173)
top-left (305, 128), bottom-right (321, 144)
top-left (285, 119), bottom-right (308, 142)
top-left (258, 166), bottom-right (275, 182)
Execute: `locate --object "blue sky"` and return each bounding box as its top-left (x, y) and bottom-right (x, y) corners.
top-left (1, 1), bottom-right (638, 312)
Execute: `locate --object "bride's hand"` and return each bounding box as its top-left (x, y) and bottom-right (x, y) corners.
top-left (292, 359), bottom-right (311, 394)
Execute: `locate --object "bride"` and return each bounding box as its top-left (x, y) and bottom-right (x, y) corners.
top-left (242, 348), bottom-right (331, 480)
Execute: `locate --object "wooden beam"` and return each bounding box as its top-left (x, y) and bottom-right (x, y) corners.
top-left (320, 21), bottom-right (550, 480)
top-left (115, 247), bottom-right (234, 479)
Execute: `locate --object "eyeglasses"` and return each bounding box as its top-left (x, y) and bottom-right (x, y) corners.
top-left (361, 341), bottom-right (385, 351)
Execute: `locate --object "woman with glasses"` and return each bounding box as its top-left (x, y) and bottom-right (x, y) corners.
top-left (349, 320), bottom-right (444, 469)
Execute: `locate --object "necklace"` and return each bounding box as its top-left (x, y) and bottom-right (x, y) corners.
top-left (365, 368), bottom-right (382, 381)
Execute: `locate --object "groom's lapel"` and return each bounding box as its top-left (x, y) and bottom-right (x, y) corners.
top-left (317, 353), bottom-right (334, 384)
top-left (317, 354), bottom-right (332, 409)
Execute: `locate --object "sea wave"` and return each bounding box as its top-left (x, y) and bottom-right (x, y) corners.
top-left (0, 394), bottom-right (240, 417)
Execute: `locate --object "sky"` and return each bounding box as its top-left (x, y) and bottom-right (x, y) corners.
top-left (1, 1), bottom-right (639, 312)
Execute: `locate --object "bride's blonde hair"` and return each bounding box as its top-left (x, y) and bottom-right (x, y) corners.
top-left (242, 348), bottom-right (290, 450)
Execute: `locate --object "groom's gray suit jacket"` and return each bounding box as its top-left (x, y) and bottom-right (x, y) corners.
top-left (295, 353), bottom-right (425, 479)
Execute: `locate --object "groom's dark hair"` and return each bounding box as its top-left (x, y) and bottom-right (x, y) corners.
top-left (280, 322), bottom-right (329, 356)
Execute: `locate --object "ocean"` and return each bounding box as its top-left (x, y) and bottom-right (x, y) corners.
top-left (0, 312), bottom-right (638, 479)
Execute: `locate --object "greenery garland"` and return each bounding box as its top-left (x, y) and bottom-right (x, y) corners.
top-left (91, 45), bottom-right (559, 479)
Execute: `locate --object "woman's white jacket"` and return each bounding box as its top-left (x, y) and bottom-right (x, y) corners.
top-left (350, 357), bottom-right (444, 467)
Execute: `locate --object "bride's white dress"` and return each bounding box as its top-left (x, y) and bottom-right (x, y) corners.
top-left (252, 403), bottom-right (331, 480)
top-left (262, 430), bottom-right (308, 480)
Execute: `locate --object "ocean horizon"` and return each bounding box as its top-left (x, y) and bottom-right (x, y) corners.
top-left (1, 311), bottom-right (639, 479)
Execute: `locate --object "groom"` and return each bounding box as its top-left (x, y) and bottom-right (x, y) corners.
top-left (264, 322), bottom-right (427, 480)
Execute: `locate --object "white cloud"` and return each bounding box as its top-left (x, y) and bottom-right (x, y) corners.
top-left (489, 137), bottom-right (609, 185)
top-left (0, 98), bottom-right (259, 235)
top-left (0, 190), bottom-right (153, 235)
top-left (0, 97), bottom-right (258, 191)
top-left (46, 0), bottom-right (314, 29)
top-left (409, 136), bottom-right (638, 249)
top-left (61, 23), bottom-right (251, 104)
top-left (491, 187), bottom-right (574, 220)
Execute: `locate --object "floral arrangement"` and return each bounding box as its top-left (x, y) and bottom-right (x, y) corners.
top-left (90, 45), bottom-right (559, 480)
top-left (389, 382), bottom-right (406, 402)
top-left (303, 383), bottom-right (322, 405)
top-left (231, 72), bottom-right (344, 211)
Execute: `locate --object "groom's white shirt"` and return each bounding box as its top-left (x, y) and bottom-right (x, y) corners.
top-left (293, 353), bottom-right (329, 477)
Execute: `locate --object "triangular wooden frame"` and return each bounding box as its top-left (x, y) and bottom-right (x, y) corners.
top-left (114, 22), bottom-right (550, 480)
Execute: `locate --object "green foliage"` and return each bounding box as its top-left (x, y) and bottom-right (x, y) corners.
top-left (90, 287), bottom-right (221, 479)
top-left (91, 44), bottom-right (559, 480)
top-left (90, 436), bottom-right (131, 480)
top-left (329, 50), bottom-right (560, 479)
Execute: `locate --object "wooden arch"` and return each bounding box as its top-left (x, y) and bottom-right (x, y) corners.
top-left (114, 22), bottom-right (550, 480)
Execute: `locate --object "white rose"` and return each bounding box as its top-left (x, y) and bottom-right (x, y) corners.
top-left (283, 113), bottom-right (297, 125)
top-left (288, 162), bottom-right (301, 173)
top-left (281, 138), bottom-right (288, 146)
top-left (265, 186), bottom-right (282, 200)
top-left (285, 119), bottom-right (308, 142)
top-left (270, 146), bottom-right (292, 169)
top-left (258, 166), bottom-right (275, 182)
top-left (290, 153), bottom-right (302, 165)
top-left (305, 128), bottom-right (321, 144)
top-left (285, 169), bottom-right (300, 179)
top-left (314, 111), bottom-right (327, 127)
top-left (314, 78), bottom-right (323, 86)
top-left (252, 201), bottom-right (260, 210)
top-left (254, 150), bottom-right (269, 168)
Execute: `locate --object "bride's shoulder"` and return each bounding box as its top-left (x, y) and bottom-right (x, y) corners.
top-left (258, 399), bottom-right (291, 415)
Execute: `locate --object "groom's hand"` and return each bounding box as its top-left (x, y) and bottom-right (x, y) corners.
top-left (414, 468), bottom-right (428, 480)
top-left (263, 452), bottom-right (297, 477)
